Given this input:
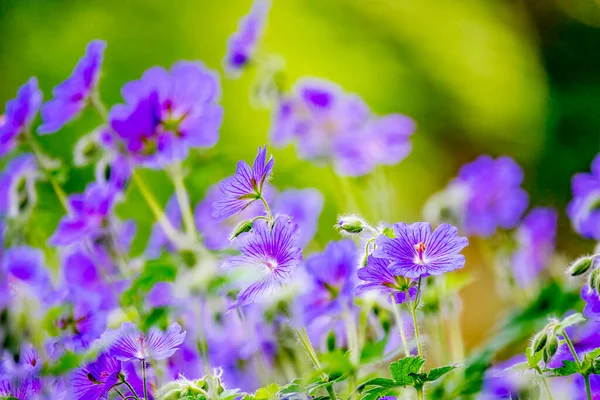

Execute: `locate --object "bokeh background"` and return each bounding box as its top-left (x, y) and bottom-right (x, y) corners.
top-left (2, 0), bottom-right (600, 350)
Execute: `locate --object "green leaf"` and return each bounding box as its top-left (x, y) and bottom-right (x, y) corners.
top-left (559, 313), bottom-right (586, 330)
top-left (552, 360), bottom-right (580, 377)
top-left (357, 378), bottom-right (397, 393)
top-left (254, 383), bottom-right (280, 400)
top-left (360, 336), bottom-right (388, 364)
top-left (426, 365), bottom-right (458, 382)
top-left (526, 347), bottom-right (543, 369)
top-left (121, 259), bottom-right (177, 306)
top-left (389, 356), bottom-right (425, 385)
top-left (41, 348), bottom-right (99, 376)
top-left (360, 386), bottom-right (391, 400)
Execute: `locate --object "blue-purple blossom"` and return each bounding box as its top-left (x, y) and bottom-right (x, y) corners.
top-left (223, 215), bottom-right (302, 308)
top-left (582, 284), bottom-right (600, 320)
top-left (511, 207), bottom-right (557, 288)
top-left (50, 183), bottom-right (115, 246)
top-left (302, 239), bottom-right (357, 322)
top-left (38, 40), bottom-right (106, 134)
top-left (109, 62), bottom-right (223, 167)
top-left (2, 245), bottom-right (50, 291)
top-left (224, 0), bottom-right (270, 75)
top-left (213, 145), bottom-right (274, 221)
top-left (0, 78), bottom-right (42, 158)
top-left (568, 154), bottom-right (600, 240)
top-left (274, 188), bottom-right (324, 247)
top-left (71, 353), bottom-right (121, 400)
top-left (373, 222), bottom-right (468, 278)
top-left (103, 322), bottom-right (186, 361)
top-left (270, 78), bottom-right (415, 176)
top-left (356, 255), bottom-right (417, 304)
top-left (451, 155), bottom-right (529, 236)
top-left (0, 154), bottom-right (38, 218)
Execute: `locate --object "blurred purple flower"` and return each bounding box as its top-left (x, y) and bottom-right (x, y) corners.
top-left (38, 40), bottom-right (106, 134)
top-left (95, 154), bottom-right (131, 194)
top-left (224, 0), bottom-right (270, 76)
top-left (452, 155), bottom-right (528, 236)
top-left (511, 207), bottom-right (557, 288)
top-left (145, 194), bottom-right (182, 259)
top-left (274, 188), bottom-right (324, 247)
top-left (356, 255), bottom-right (417, 304)
top-left (302, 239), bottom-right (357, 322)
top-left (2, 246), bottom-right (50, 291)
top-left (72, 353), bottom-right (121, 400)
top-left (223, 215), bottom-right (302, 308)
top-left (374, 222), bottom-right (468, 278)
top-left (213, 145), bottom-right (274, 221)
top-left (50, 183), bottom-right (115, 246)
top-left (146, 282), bottom-right (174, 309)
top-left (109, 62), bottom-right (222, 167)
top-left (0, 154), bottom-right (38, 218)
top-left (103, 322), bottom-right (186, 361)
top-left (568, 154), bottom-right (600, 240)
top-left (0, 78), bottom-right (42, 158)
top-left (582, 285), bottom-right (600, 320)
top-left (270, 78), bottom-right (415, 176)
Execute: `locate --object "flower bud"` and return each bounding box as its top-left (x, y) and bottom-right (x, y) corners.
top-left (337, 215), bottom-right (366, 234)
top-left (545, 333), bottom-right (559, 361)
top-left (590, 267), bottom-right (600, 290)
top-left (570, 256), bottom-right (594, 276)
top-left (531, 330), bottom-right (548, 353)
top-left (230, 220), bottom-right (254, 239)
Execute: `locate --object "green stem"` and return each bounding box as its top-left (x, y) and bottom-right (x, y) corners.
top-left (120, 379), bottom-right (140, 400)
top-left (416, 386), bottom-right (424, 400)
top-left (90, 90), bottom-right (109, 121)
top-left (142, 360), bottom-right (148, 400)
top-left (539, 373), bottom-right (554, 400)
top-left (584, 375), bottom-right (592, 400)
top-left (294, 327), bottom-right (337, 399)
top-left (326, 385), bottom-right (337, 400)
top-left (259, 195), bottom-right (273, 221)
top-left (392, 295), bottom-right (410, 357)
top-left (562, 330), bottom-right (590, 400)
top-left (168, 162), bottom-right (197, 238)
top-left (406, 287), bottom-right (424, 363)
top-left (114, 388), bottom-right (126, 399)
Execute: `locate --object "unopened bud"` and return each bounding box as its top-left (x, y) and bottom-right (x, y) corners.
top-left (590, 267), bottom-right (600, 290)
top-left (570, 256), bottom-right (594, 276)
top-left (337, 215), bottom-right (365, 234)
top-left (532, 330), bottom-right (548, 353)
top-left (545, 333), bottom-right (559, 362)
top-left (231, 220), bottom-right (254, 239)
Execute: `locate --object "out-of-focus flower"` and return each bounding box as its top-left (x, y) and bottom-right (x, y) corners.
top-left (224, 0), bottom-right (270, 76)
top-left (356, 255), bottom-right (417, 304)
top-left (38, 40), bottom-right (106, 134)
top-left (582, 285), bottom-right (600, 320)
top-left (213, 145), bottom-right (274, 221)
top-left (0, 78), bottom-right (42, 158)
top-left (270, 78), bottom-right (415, 176)
top-left (50, 183), bottom-right (115, 247)
top-left (568, 154), bottom-right (600, 240)
top-left (223, 216), bottom-right (302, 308)
top-left (302, 239), bottom-right (357, 322)
top-left (72, 353), bottom-right (121, 400)
top-left (103, 322), bottom-right (186, 361)
top-left (2, 246), bottom-right (50, 291)
top-left (450, 155), bottom-right (528, 236)
top-left (95, 154), bottom-right (131, 193)
top-left (109, 62), bottom-right (222, 167)
top-left (511, 207), bottom-right (557, 288)
top-left (145, 194), bottom-right (182, 259)
top-left (374, 222), bottom-right (468, 278)
top-left (0, 154), bottom-right (38, 218)
top-left (274, 188), bottom-right (323, 247)
top-left (479, 355), bottom-right (532, 400)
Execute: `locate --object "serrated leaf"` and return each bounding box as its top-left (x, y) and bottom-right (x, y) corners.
top-left (552, 360), bottom-right (580, 377)
top-left (559, 313), bottom-right (586, 330)
top-left (357, 378), bottom-right (397, 393)
top-left (426, 365), bottom-right (458, 382)
top-left (254, 383), bottom-right (280, 400)
top-left (389, 356), bottom-right (425, 385)
top-left (360, 386), bottom-right (390, 400)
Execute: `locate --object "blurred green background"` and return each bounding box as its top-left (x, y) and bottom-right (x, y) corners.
top-left (2, 0), bottom-right (600, 347)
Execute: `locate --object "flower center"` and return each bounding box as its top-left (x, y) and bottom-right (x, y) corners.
top-left (263, 257), bottom-right (278, 271)
top-left (414, 241), bottom-right (426, 263)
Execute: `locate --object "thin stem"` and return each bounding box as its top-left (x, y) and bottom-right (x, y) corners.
top-left (168, 162), bottom-right (197, 238)
top-left (416, 386), bottom-right (424, 400)
top-left (584, 375), bottom-right (592, 400)
top-left (562, 330), bottom-right (581, 365)
top-left (392, 295), bottom-right (410, 357)
top-left (114, 388), bottom-right (126, 399)
top-left (141, 360), bottom-right (148, 400)
top-left (409, 303), bottom-right (424, 360)
top-left (295, 327), bottom-right (337, 399)
top-left (539, 373), bottom-right (554, 400)
top-left (120, 380), bottom-right (140, 400)
top-left (259, 195), bottom-right (273, 221)
top-left (326, 385), bottom-right (337, 400)
top-left (90, 90), bottom-right (109, 121)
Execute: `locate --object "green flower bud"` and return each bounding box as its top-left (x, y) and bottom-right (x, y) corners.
top-left (337, 215), bottom-right (366, 234)
top-left (546, 333), bottom-right (559, 360)
top-left (532, 330), bottom-right (548, 353)
top-left (590, 267), bottom-right (600, 289)
top-left (570, 256), bottom-right (594, 276)
top-left (230, 220), bottom-right (254, 239)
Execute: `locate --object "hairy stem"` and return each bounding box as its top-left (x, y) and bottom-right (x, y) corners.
top-left (392, 295), bottom-right (410, 357)
top-left (295, 327), bottom-right (337, 399)
top-left (142, 360), bottom-right (148, 400)
top-left (168, 162), bottom-right (197, 238)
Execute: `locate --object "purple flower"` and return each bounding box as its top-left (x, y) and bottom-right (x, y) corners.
top-left (223, 215), bottom-right (302, 308)
top-left (0, 78), bottom-right (42, 158)
top-left (2, 246), bottom-right (50, 291)
top-left (274, 188), bottom-right (324, 247)
top-left (356, 255), bottom-right (417, 304)
top-left (109, 62), bottom-right (223, 167)
top-left (302, 239), bottom-right (357, 322)
top-left (452, 155), bottom-right (528, 236)
top-left (511, 207), bottom-right (557, 288)
top-left (103, 322), bottom-right (186, 361)
top-left (224, 0), bottom-right (270, 75)
top-left (582, 285), bottom-right (600, 320)
top-left (146, 282), bottom-right (173, 309)
top-left (72, 353), bottom-right (121, 400)
top-left (213, 145), bottom-right (274, 221)
top-left (50, 183), bottom-right (115, 246)
top-left (373, 222), bottom-right (468, 278)
top-left (0, 154), bottom-right (38, 218)
top-left (38, 40), bottom-right (106, 134)
top-left (568, 154), bottom-right (600, 240)
top-left (95, 154), bottom-right (131, 193)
